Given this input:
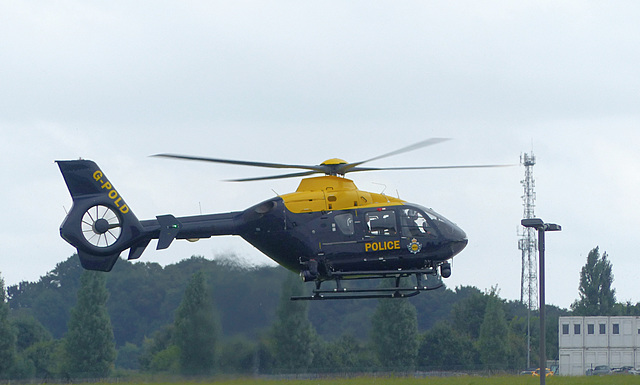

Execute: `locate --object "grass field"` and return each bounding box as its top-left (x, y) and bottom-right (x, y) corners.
top-left (58, 375), bottom-right (640, 385)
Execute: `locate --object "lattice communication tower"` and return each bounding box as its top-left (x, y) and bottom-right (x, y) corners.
top-left (518, 152), bottom-right (538, 310)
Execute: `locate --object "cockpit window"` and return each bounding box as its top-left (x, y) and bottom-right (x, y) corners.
top-left (423, 209), bottom-right (457, 236)
top-left (401, 208), bottom-right (436, 238)
top-left (365, 211), bottom-right (396, 236)
top-left (334, 213), bottom-right (354, 235)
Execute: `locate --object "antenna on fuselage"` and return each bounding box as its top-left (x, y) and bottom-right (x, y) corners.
top-left (372, 182), bottom-right (387, 195)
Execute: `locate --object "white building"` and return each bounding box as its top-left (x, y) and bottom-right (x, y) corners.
top-left (558, 316), bottom-right (640, 375)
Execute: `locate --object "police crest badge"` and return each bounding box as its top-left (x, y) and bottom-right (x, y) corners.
top-left (408, 238), bottom-right (422, 254)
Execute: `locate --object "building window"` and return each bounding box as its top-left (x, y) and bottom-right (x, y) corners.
top-left (574, 324), bottom-right (581, 335)
top-left (599, 324), bottom-right (606, 334)
top-left (587, 324), bottom-right (594, 335)
top-left (613, 323), bottom-right (620, 335)
top-left (562, 324), bottom-right (569, 335)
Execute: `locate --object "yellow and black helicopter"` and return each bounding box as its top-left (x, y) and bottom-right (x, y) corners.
top-left (57, 138), bottom-right (505, 300)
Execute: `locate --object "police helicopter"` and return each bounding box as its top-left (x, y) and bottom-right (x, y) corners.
top-left (57, 138), bottom-right (506, 300)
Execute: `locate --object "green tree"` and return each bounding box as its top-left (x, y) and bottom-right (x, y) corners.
top-left (418, 321), bottom-right (478, 370)
top-left (8, 256), bottom-right (84, 339)
top-left (313, 333), bottom-right (376, 372)
top-left (149, 345), bottom-right (180, 373)
top-left (9, 315), bottom-right (53, 379)
top-left (12, 315), bottom-right (51, 352)
top-left (370, 282), bottom-right (419, 370)
top-left (173, 271), bottom-right (218, 375)
top-left (571, 247), bottom-right (616, 315)
top-left (271, 273), bottom-right (316, 372)
top-left (218, 336), bottom-right (257, 374)
top-left (22, 339), bottom-right (62, 378)
top-left (107, 260), bottom-right (168, 346)
top-left (477, 293), bottom-right (508, 370)
top-left (138, 325), bottom-right (174, 372)
top-left (0, 274), bottom-right (17, 377)
top-left (505, 317), bottom-right (527, 370)
top-left (115, 342), bottom-right (142, 370)
top-left (63, 270), bottom-right (116, 377)
top-left (450, 286), bottom-right (489, 340)
top-left (614, 301), bottom-right (640, 316)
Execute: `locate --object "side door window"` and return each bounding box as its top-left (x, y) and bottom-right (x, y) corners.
top-left (365, 210), bottom-right (397, 236)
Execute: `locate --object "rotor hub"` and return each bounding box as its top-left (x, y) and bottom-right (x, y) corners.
top-left (93, 218), bottom-right (111, 234)
top-left (320, 158), bottom-right (348, 166)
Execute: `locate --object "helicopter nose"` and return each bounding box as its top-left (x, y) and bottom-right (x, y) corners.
top-left (450, 236), bottom-right (468, 256)
top-left (447, 222), bottom-right (467, 254)
top-left (424, 208), bottom-right (468, 256)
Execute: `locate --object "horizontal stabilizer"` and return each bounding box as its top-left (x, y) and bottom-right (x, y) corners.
top-left (156, 214), bottom-right (182, 250)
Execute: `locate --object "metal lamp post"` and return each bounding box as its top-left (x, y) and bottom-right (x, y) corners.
top-left (521, 218), bottom-right (561, 385)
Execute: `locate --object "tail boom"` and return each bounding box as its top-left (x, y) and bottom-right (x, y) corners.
top-left (57, 160), bottom-right (241, 271)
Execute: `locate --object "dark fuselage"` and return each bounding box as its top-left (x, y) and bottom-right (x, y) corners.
top-left (158, 196), bottom-right (468, 279)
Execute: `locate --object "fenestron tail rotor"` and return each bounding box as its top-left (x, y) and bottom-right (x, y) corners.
top-left (153, 137), bottom-right (511, 181)
top-left (81, 205), bottom-right (122, 248)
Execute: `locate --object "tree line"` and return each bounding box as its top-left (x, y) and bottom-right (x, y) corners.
top-left (0, 246), bottom-right (636, 379)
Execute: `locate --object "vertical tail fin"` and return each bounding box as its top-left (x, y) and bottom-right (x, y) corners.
top-left (57, 160), bottom-right (150, 271)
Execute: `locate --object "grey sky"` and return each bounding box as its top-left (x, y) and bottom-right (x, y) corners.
top-left (2, 1), bottom-right (639, 308)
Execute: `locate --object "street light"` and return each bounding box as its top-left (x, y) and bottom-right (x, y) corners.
top-left (521, 218), bottom-right (561, 385)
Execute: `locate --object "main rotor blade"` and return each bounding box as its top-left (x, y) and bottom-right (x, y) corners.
top-left (225, 171), bottom-right (320, 182)
top-left (340, 138), bottom-right (450, 173)
top-left (153, 153), bottom-right (325, 172)
top-left (348, 164), bottom-right (514, 172)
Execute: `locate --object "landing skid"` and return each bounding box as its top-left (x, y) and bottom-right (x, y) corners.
top-left (290, 268), bottom-right (444, 301)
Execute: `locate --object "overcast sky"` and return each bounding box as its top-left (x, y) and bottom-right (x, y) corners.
top-left (2, 1), bottom-right (639, 309)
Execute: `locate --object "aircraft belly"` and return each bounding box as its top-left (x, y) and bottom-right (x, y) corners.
top-left (241, 231), bottom-right (311, 273)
